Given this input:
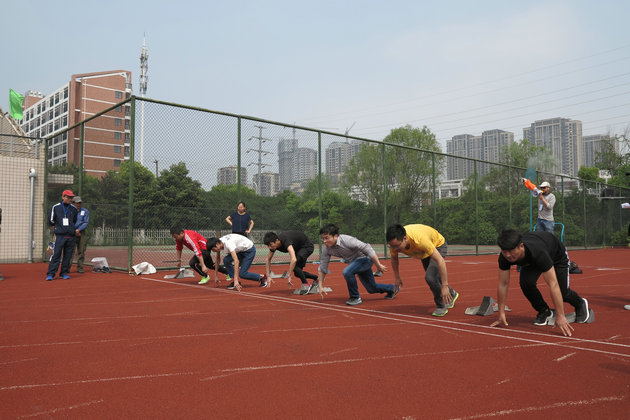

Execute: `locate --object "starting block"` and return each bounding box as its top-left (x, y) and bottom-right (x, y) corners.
top-left (292, 286), bottom-right (333, 295)
top-left (270, 271), bottom-right (289, 279)
top-left (548, 309), bottom-right (595, 325)
top-left (465, 296), bottom-right (511, 316)
top-left (164, 268), bottom-right (195, 279)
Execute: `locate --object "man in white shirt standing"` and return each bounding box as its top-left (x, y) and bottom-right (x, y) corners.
top-left (208, 234), bottom-right (267, 291)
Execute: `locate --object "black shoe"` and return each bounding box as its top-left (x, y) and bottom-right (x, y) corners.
top-left (384, 287), bottom-right (399, 300)
top-left (259, 275), bottom-right (268, 287)
top-left (532, 308), bottom-right (553, 325)
top-left (575, 298), bottom-right (590, 323)
top-left (227, 282), bottom-right (235, 290)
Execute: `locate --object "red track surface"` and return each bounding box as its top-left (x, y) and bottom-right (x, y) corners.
top-left (1, 248), bottom-right (629, 419)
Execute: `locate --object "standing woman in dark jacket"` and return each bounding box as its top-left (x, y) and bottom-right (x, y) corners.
top-left (225, 201), bottom-right (254, 237)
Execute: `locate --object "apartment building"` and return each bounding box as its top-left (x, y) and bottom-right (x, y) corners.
top-left (20, 70), bottom-right (133, 178)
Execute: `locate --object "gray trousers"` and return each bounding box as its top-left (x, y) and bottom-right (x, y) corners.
top-left (421, 242), bottom-right (455, 308)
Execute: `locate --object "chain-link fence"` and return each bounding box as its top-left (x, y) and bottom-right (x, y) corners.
top-left (30, 96), bottom-right (630, 270)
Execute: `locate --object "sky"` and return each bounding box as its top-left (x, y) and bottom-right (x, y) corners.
top-left (2, 0), bottom-right (629, 159)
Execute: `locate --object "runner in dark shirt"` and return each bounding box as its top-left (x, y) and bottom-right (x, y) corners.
top-left (263, 230), bottom-right (318, 293)
top-left (492, 229), bottom-right (590, 337)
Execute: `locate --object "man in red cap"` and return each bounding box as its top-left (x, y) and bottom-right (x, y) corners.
top-left (46, 190), bottom-right (79, 280)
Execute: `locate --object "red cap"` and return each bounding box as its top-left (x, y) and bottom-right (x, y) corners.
top-left (62, 189), bottom-right (75, 197)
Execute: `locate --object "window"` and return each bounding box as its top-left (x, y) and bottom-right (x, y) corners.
top-left (114, 145), bottom-right (122, 153)
top-left (124, 146), bottom-right (130, 157)
top-left (115, 118), bottom-right (122, 126)
top-left (116, 105), bottom-right (122, 113)
top-left (125, 133), bottom-right (130, 142)
top-left (114, 132), bottom-right (122, 139)
top-left (113, 159), bottom-right (121, 167)
top-left (63, 87), bottom-right (68, 99)
top-left (115, 91), bottom-right (123, 99)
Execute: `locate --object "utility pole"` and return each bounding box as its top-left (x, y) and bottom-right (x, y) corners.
top-left (139, 34), bottom-right (149, 166)
top-left (247, 125), bottom-right (272, 194)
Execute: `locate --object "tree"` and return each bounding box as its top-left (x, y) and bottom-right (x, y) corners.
top-left (344, 125), bottom-right (443, 223)
top-left (577, 166), bottom-right (604, 182)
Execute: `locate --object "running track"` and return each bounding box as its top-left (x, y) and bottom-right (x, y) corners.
top-left (1, 248), bottom-right (629, 419)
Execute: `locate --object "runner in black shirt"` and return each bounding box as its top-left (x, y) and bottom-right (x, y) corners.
top-left (491, 229), bottom-right (590, 337)
top-left (264, 231), bottom-right (318, 293)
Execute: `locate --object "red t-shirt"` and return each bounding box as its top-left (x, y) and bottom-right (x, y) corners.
top-left (175, 230), bottom-right (207, 258)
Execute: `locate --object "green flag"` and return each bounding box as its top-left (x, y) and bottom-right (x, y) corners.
top-left (9, 89), bottom-right (24, 120)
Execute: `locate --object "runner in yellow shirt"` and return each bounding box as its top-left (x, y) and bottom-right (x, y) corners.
top-left (386, 224), bottom-right (459, 316)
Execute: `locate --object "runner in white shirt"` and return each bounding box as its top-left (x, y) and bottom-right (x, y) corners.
top-left (208, 234), bottom-right (267, 291)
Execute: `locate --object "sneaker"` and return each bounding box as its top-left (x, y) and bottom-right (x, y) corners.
top-left (227, 282), bottom-right (235, 290)
top-left (532, 308), bottom-right (553, 325)
top-left (432, 307), bottom-right (448, 317)
top-left (384, 287), bottom-right (399, 300)
top-left (575, 298), bottom-right (590, 323)
top-left (198, 276), bottom-right (210, 285)
top-left (624, 305), bottom-right (630, 310)
top-left (446, 292), bottom-right (459, 309)
top-left (225, 275), bottom-right (231, 282)
top-left (306, 281), bottom-right (319, 294)
top-left (61, 274), bottom-right (70, 280)
top-left (373, 270), bottom-right (383, 277)
top-left (259, 275), bottom-right (268, 287)
top-left (346, 297), bottom-right (362, 306)
top-left (46, 275), bottom-right (53, 281)
top-left (299, 283), bottom-right (310, 295)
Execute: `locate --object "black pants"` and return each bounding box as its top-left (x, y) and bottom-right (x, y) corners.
top-left (519, 256), bottom-right (583, 312)
top-left (47, 235), bottom-right (76, 277)
top-left (189, 250), bottom-right (227, 277)
top-left (293, 243), bottom-right (318, 284)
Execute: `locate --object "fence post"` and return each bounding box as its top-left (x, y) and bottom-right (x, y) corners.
top-left (382, 143), bottom-right (388, 258)
top-left (79, 123), bottom-right (84, 196)
top-left (317, 131), bottom-right (323, 233)
top-left (474, 160), bottom-right (479, 255)
top-left (128, 97), bottom-right (136, 270)
top-left (431, 152), bottom-right (437, 227)
top-left (237, 117), bottom-right (242, 201)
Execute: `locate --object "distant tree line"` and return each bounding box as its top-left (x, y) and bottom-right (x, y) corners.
top-left (46, 127), bottom-right (630, 247)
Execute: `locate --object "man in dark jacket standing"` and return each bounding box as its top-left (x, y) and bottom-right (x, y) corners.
top-left (46, 190), bottom-right (78, 281)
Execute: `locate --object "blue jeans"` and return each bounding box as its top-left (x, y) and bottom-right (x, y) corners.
top-left (223, 246), bottom-right (261, 282)
top-left (343, 257), bottom-right (394, 299)
top-left (47, 235), bottom-right (76, 277)
top-left (535, 219), bottom-right (554, 233)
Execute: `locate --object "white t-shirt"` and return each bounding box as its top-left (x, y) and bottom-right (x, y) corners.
top-left (220, 234), bottom-right (254, 254)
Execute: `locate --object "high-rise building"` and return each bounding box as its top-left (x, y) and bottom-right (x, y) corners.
top-left (278, 138), bottom-right (297, 191)
top-left (252, 172), bottom-right (280, 197)
top-left (325, 140), bottom-right (362, 186)
top-left (523, 117), bottom-right (582, 176)
top-left (277, 137), bottom-right (317, 193)
top-left (582, 134), bottom-right (617, 168)
top-left (217, 166), bottom-right (247, 185)
top-left (446, 130), bottom-right (514, 180)
top-left (292, 147), bottom-right (318, 185)
top-left (20, 70), bottom-right (133, 178)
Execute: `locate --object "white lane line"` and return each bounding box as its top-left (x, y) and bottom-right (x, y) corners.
top-left (320, 347), bottom-right (358, 357)
top-left (141, 276), bottom-right (630, 357)
top-left (449, 395), bottom-right (626, 419)
top-left (0, 372), bottom-right (195, 391)
top-left (219, 343), bottom-right (548, 373)
top-left (0, 358), bottom-right (38, 366)
top-left (18, 399), bottom-right (105, 418)
top-left (0, 332), bottom-right (233, 349)
top-left (554, 352), bottom-right (577, 362)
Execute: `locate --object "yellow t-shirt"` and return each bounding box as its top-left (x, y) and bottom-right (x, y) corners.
top-left (392, 224), bottom-right (445, 260)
